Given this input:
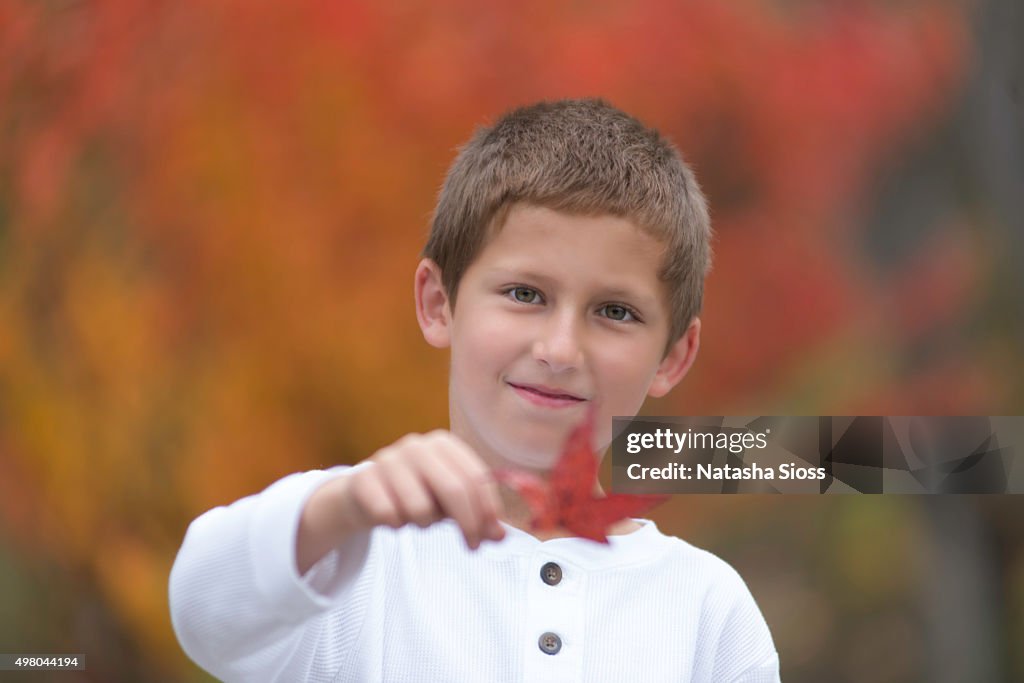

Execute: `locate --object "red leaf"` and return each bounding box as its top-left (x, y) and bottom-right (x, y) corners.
top-left (495, 408), bottom-right (668, 543)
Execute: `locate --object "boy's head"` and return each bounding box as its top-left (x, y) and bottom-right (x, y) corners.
top-left (415, 99), bottom-right (710, 472)
top-left (423, 98), bottom-right (711, 354)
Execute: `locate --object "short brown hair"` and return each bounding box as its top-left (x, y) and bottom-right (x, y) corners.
top-left (423, 98), bottom-right (711, 353)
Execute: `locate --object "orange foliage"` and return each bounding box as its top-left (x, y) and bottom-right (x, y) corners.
top-left (0, 0), bottom-right (981, 674)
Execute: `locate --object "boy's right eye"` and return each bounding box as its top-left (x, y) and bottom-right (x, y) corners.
top-left (505, 286), bottom-right (542, 304)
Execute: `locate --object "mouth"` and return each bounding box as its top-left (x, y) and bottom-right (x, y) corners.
top-left (507, 381), bottom-right (588, 408)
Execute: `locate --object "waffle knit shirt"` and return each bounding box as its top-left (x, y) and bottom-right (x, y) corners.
top-left (169, 465), bottom-right (780, 682)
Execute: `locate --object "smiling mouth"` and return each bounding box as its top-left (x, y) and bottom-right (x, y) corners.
top-left (507, 382), bottom-right (587, 405)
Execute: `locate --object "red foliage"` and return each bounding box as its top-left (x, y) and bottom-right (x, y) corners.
top-left (495, 409), bottom-right (667, 543)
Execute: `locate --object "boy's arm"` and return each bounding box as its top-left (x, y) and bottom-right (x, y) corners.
top-left (707, 567), bottom-right (781, 683)
top-left (169, 430), bottom-right (504, 681)
top-left (169, 466), bottom-right (374, 682)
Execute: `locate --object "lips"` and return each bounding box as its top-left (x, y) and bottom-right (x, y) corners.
top-left (507, 381), bottom-right (587, 407)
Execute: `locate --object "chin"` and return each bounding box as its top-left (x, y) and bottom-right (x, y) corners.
top-left (496, 438), bottom-right (561, 472)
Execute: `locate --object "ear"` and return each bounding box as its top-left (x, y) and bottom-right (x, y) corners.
top-left (414, 258), bottom-right (452, 348)
top-left (647, 317), bottom-right (701, 398)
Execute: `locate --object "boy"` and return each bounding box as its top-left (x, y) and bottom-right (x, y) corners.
top-left (169, 99), bottom-right (780, 682)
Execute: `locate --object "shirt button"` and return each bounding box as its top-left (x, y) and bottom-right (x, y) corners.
top-left (540, 561), bottom-right (562, 586)
top-left (538, 632), bottom-right (562, 655)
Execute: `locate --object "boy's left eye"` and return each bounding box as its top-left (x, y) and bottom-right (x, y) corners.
top-left (599, 304), bottom-right (638, 322)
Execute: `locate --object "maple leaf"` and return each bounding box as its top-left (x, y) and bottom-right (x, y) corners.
top-left (495, 409), bottom-right (669, 543)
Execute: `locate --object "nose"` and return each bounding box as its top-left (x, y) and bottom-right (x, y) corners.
top-left (532, 309), bottom-right (584, 372)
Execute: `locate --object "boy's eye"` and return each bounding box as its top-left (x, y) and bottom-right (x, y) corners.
top-left (507, 286), bottom-right (541, 304)
top-left (600, 304), bottom-right (638, 322)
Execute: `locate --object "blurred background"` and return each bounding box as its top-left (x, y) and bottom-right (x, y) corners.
top-left (0, 0), bottom-right (1021, 680)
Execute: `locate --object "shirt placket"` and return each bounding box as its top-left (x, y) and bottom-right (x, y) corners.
top-left (520, 553), bottom-right (586, 683)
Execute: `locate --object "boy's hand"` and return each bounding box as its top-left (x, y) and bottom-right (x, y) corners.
top-left (297, 431), bottom-right (506, 575)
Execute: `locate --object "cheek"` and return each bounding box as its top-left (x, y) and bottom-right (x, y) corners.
top-left (591, 350), bottom-right (654, 450)
top-left (451, 311), bottom-right (521, 377)
top-left (593, 346), bottom-right (660, 408)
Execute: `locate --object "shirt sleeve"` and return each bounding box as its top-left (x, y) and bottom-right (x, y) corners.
top-left (168, 465), bottom-right (374, 682)
top-left (704, 563), bottom-right (781, 683)
top-left (730, 651), bottom-right (781, 683)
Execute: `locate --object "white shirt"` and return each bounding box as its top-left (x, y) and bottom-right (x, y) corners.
top-left (169, 466), bottom-right (780, 682)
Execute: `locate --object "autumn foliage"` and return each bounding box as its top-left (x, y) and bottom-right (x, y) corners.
top-left (496, 408), bottom-right (667, 543)
top-left (0, 0), bottom-right (983, 678)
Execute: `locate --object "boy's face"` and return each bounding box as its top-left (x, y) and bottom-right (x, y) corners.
top-left (416, 203), bottom-right (700, 473)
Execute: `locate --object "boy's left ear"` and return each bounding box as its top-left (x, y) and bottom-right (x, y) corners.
top-left (647, 318), bottom-right (701, 398)
top-left (414, 258), bottom-right (452, 348)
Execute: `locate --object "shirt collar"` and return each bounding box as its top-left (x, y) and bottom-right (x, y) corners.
top-left (478, 518), bottom-right (672, 569)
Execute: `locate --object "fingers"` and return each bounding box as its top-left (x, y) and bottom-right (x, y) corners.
top-left (409, 432), bottom-right (505, 549)
top-left (345, 466), bottom-right (403, 530)
top-left (351, 431), bottom-right (505, 550)
top-left (427, 433), bottom-right (505, 543)
top-left (375, 450), bottom-right (443, 529)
